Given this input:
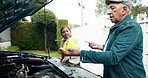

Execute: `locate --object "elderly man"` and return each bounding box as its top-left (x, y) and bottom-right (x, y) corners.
top-left (61, 0), bottom-right (146, 78)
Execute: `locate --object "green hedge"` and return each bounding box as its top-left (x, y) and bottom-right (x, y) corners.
top-left (0, 46), bottom-right (20, 51)
top-left (11, 21), bottom-right (58, 50)
top-left (47, 21), bottom-right (58, 50)
top-left (56, 19), bottom-right (68, 47)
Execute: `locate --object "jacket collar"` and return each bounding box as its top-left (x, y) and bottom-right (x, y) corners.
top-left (110, 15), bottom-right (131, 29)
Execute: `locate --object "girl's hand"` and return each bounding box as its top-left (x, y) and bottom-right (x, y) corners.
top-left (62, 56), bottom-right (70, 62)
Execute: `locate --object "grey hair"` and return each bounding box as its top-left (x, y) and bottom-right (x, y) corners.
top-left (118, 3), bottom-right (131, 14)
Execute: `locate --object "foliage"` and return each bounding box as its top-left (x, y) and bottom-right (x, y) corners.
top-left (73, 24), bottom-right (81, 28)
top-left (47, 21), bottom-right (58, 51)
top-left (0, 46), bottom-right (5, 51)
top-left (0, 46), bottom-right (20, 51)
top-left (5, 46), bottom-right (20, 51)
top-left (11, 22), bottom-right (43, 50)
top-left (95, 0), bottom-right (108, 16)
top-left (95, 0), bottom-right (148, 20)
top-left (31, 8), bottom-right (57, 24)
top-left (131, 4), bottom-right (148, 19)
top-left (68, 24), bottom-right (80, 29)
top-left (11, 21), bottom-right (58, 50)
top-left (56, 19), bottom-right (68, 47)
top-left (21, 50), bottom-right (60, 58)
top-left (31, 8), bottom-right (58, 51)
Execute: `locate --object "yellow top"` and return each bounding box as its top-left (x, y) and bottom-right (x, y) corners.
top-left (58, 38), bottom-right (80, 53)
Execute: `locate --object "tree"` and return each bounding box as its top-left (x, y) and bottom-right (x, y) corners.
top-left (31, 8), bottom-right (56, 23)
top-left (95, 0), bottom-right (107, 16)
top-left (131, 4), bottom-right (148, 19)
top-left (95, 0), bottom-right (148, 20)
top-left (31, 8), bottom-right (57, 54)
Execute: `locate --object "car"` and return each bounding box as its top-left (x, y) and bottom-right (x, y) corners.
top-left (0, 0), bottom-right (102, 78)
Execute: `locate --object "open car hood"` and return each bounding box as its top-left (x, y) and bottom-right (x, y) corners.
top-left (0, 0), bottom-right (53, 33)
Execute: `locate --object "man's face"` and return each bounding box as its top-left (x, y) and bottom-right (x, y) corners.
top-left (107, 3), bottom-right (125, 24)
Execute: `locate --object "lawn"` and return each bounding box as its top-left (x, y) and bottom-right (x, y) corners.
top-left (20, 50), bottom-right (61, 59)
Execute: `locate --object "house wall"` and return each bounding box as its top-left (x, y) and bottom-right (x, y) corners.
top-left (0, 28), bottom-right (11, 48)
top-left (139, 21), bottom-right (148, 77)
top-left (0, 28), bottom-right (11, 41)
top-left (140, 21), bottom-right (148, 54)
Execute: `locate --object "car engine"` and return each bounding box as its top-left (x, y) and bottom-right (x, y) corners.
top-left (0, 51), bottom-right (102, 78)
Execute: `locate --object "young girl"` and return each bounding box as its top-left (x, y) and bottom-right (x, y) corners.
top-left (58, 26), bottom-right (80, 64)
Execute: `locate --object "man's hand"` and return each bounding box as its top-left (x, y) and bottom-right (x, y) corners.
top-left (86, 41), bottom-right (103, 50)
top-left (61, 48), bottom-right (80, 56)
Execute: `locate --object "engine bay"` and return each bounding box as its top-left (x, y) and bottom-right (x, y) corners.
top-left (0, 51), bottom-right (102, 78)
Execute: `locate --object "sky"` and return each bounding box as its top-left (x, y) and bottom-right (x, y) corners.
top-left (140, 0), bottom-right (148, 5)
top-left (45, 0), bottom-right (98, 25)
top-left (26, 0), bottom-right (147, 25)
top-left (45, 0), bottom-right (147, 25)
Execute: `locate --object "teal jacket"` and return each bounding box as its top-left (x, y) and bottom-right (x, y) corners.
top-left (80, 15), bottom-right (146, 78)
